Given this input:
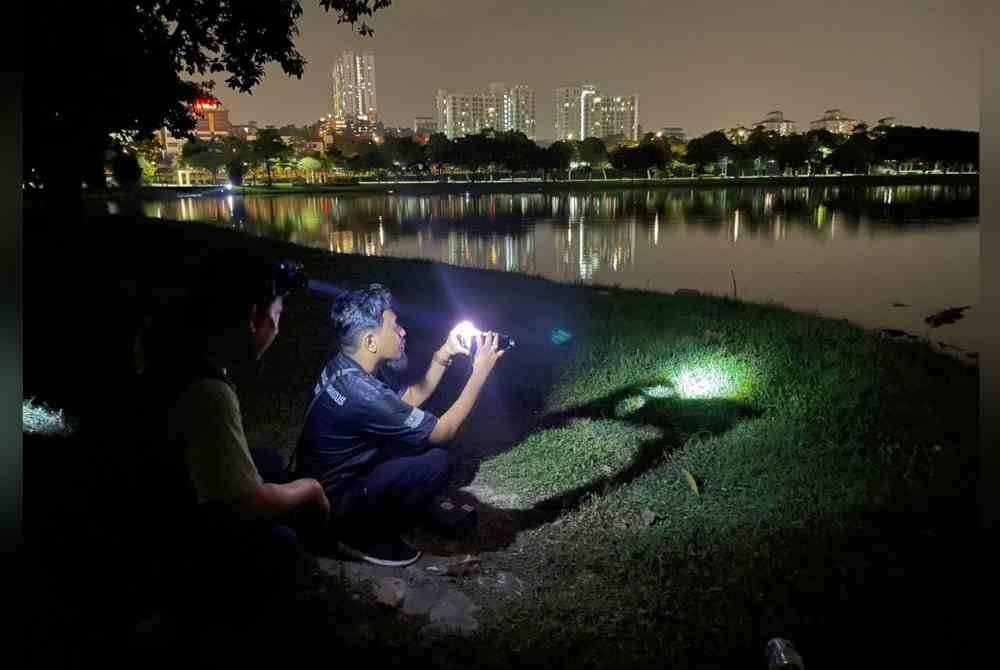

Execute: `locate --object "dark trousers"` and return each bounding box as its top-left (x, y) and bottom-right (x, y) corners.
top-left (173, 448), bottom-right (305, 619)
top-left (333, 447), bottom-right (452, 539)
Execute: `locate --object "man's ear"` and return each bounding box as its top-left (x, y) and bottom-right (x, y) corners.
top-left (365, 331), bottom-right (378, 353)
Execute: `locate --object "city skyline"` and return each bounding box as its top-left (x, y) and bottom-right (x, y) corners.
top-left (206, 1), bottom-right (979, 138)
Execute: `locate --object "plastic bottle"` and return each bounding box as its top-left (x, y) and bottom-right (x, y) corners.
top-left (765, 638), bottom-right (804, 669)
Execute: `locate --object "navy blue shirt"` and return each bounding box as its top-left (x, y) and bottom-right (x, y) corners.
top-left (300, 352), bottom-right (439, 497)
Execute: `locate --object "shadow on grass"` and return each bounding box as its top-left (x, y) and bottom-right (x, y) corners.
top-left (424, 382), bottom-right (763, 553)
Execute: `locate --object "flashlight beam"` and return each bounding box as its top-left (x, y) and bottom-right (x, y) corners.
top-left (307, 279), bottom-right (344, 298)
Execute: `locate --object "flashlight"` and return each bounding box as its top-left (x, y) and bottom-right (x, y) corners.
top-left (455, 321), bottom-right (515, 353)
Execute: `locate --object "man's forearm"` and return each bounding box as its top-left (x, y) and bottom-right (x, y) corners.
top-left (403, 346), bottom-right (451, 407)
top-left (234, 478), bottom-right (327, 522)
top-left (429, 366), bottom-right (489, 444)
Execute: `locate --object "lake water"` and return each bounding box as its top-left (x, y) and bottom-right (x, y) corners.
top-left (116, 184), bottom-right (981, 356)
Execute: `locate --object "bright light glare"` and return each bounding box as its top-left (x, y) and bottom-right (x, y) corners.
top-left (672, 366), bottom-right (737, 399)
top-left (225, 182), bottom-right (233, 191)
top-left (454, 320), bottom-right (483, 351)
top-left (455, 320), bottom-right (481, 341)
top-left (23, 399), bottom-right (75, 437)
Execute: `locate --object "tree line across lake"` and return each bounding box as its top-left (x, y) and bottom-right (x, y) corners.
top-left (109, 122), bottom-right (979, 188)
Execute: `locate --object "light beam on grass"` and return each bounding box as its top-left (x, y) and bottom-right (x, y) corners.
top-left (471, 419), bottom-right (663, 509)
top-left (671, 364), bottom-right (741, 399)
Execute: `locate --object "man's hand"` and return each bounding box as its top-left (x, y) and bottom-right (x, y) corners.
top-left (443, 322), bottom-right (472, 357)
top-left (307, 478), bottom-right (332, 519)
top-left (428, 331), bottom-right (505, 445)
top-left (472, 331), bottom-right (505, 376)
top-left (236, 478), bottom-right (330, 523)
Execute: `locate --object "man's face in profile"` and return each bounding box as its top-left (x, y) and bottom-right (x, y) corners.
top-left (379, 309), bottom-right (408, 372)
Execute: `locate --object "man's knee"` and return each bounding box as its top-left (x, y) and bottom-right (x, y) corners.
top-left (426, 446), bottom-right (450, 469)
top-left (423, 447), bottom-right (452, 485)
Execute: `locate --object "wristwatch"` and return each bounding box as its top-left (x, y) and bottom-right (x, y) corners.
top-left (432, 351), bottom-right (452, 367)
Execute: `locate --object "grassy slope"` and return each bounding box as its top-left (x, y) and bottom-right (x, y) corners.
top-left (462, 291), bottom-right (978, 669)
top-left (24, 202), bottom-right (979, 667)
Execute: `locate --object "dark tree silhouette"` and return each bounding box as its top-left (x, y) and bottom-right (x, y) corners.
top-left (425, 133), bottom-right (454, 175)
top-left (110, 152), bottom-right (142, 189)
top-left (181, 138), bottom-right (227, 183)
top-left (25, 1), bottom-right (393, 194)
top-left (578, 137), bottom-right (611, 178)
top-left (219, 136), bottom-right (255, 185)
top-left (545, 141), bottom-right (575, 181)
top-left (684, 131), bottom-right (735, 173)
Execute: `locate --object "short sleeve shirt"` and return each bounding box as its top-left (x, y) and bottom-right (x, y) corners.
top-left (168, 378), bottom-right (262, 505)
top-left (300, 352), bottom-right (438, 496)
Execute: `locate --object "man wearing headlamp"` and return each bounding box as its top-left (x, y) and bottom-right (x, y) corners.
top-left (145, 257), bottom-right (330, 620)
top-left (296, 284), bottom-right (506, 567)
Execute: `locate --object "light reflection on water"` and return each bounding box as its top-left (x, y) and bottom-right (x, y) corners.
top-left (117, 185), bottom-right (980, 354)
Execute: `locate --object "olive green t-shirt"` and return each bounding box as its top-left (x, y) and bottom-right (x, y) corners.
top-left (169, 378), bottom-right (262, 505)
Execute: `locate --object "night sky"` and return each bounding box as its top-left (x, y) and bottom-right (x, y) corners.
top-left (210, 0), bottom-right (980, 138)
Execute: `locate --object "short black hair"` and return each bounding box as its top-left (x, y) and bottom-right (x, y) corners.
top-left (185, 255), bottom-right (306, 332)
top-left (330, 283), bottom-right (394, 353)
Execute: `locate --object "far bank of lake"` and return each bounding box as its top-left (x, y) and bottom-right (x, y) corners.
top-left (95, 172), bottom-right (978, 200)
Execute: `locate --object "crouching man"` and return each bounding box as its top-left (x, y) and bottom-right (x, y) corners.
top-left (297, 284), bottom-right (504, 566)
top-left (144, 258), bottom-right (330, 623)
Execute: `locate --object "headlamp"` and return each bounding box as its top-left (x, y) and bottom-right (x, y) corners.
top-left (272, 260), bottom-right (308, 297)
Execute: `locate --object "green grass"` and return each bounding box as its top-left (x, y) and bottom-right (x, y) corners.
top-left (462, 290), bottom-right (978, 669)
top-left (474, 418), bottom-right (663, 509)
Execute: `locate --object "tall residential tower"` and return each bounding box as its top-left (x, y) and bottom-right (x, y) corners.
top-left (332, 51), bottom-right (377, 122)
top-left (435, 83), bottom-right (537, 139)
top-left (555, 85), bottom-right (638, 142)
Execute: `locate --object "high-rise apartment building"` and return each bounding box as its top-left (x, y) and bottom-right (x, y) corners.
top-left (555, 85), bottom-right (595, 141)
top-left (332, 51), bottom-right (377, 122)
top-left (489, 83), bottom-right (537, 139)
top-left (414, 116), bottom-right (438, 135)
top-left (555, 85), bottom-right (638, 142)
top-left (752, 110), bottom-right (796, 136)
top-left (809, 109), bottom-right (857, 135)
top-left (436, 84), bottom-right (536, 139)
top-left (436, 90), bottom-right (491, 139)
top-left (598, 95), bottom-right (639, 141)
